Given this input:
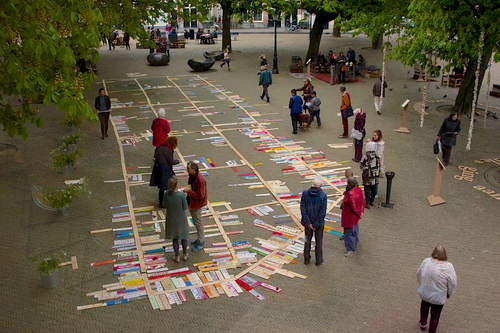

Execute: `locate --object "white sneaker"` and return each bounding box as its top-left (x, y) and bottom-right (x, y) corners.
top-left (344, 251), bottom-right (355, 257)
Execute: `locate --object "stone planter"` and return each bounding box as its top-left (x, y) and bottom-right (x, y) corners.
top-left (40, 270), bottom-right (59, 289)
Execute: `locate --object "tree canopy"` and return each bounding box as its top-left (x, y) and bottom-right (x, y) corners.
top-left (0, 0), bottom-right (176, 138)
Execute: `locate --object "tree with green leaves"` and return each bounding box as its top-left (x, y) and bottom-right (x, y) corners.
top-left (391, 0), bottom-right (500, 115)
top-left (0, 0), bottom-right (176, 138)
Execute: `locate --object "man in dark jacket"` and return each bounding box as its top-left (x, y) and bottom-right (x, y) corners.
top-left (94, 88), bottom-right (111, 139)
top-left (437, 113), bottom-right (461, 166)
top-left (289, 89), bottom-right (303, 135)
top-left (184, 161), bottom-right (208, 251)
top-left (301, 178), bottom-right (327, 265)
top-left (258, 66), bottom-right (272, 103)
top-left (372, 78), bottom-right (388, 115)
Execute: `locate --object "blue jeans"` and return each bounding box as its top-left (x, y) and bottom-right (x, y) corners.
top-left (308, 109), bottom-right (321, 126)
top-left (344, 224), bottom-right (359, 252)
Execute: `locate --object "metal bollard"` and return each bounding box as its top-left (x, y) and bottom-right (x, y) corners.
top-left (381, 171), bottom-right (395, 208)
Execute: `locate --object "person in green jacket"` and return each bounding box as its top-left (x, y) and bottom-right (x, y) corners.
top-left (258, 65), bottom-right (272, 103)
top-left (163, 176), bottom-right (189, 263)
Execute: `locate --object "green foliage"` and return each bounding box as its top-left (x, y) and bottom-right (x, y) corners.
top-left (50, 132), bottom-right (81, 168)
top-left (42, 182), bottom-right (87, 209)
top-left (0, 0), bottom-right (180, 138)
top-left (62, 114), bottom-right (82, 128)
top-left (31, 250), bottom-right (64, 274)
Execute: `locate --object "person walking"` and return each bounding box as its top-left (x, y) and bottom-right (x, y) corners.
top-left (372, 78), bottom-right (388, 115)
top-left (417, 245), bottom-right (457, 333)
top-left (371, 130), bottom-right (385, 173)
top-left (289, 89), bottom-right (303, 135)
top-left (94, 88), bottom-right (111, 139)
top-left (259, 54), bottom-right (268, 67)
top-left (339, 86), bottom-right (352, 138)
top-left (437, 113), bottom-right (461, 166)
top-left (300, 178), bottom-right (327, 266)
top-left (352, 108), bottom-right (366, 162)
top-left (163, 177), bottom-right (189, 263)
top-left (360, 142), bottom-right (381, 208)
top-left (123, 32), bottom-right (130, 50)
top-left (151, 108), bottom-right (171, 147)
top-left (149, 136), bottom-right (179, 208)
top-left (258, 65), bottom-right (272, 103)
top-left (341, 177), bottom-right (365, 256)
top-left (184, 161), bottom-right (208, 251)
top-left (306, 91), bottom-right (322, 128)
top-left (220, 48), bottom-right (231, 71)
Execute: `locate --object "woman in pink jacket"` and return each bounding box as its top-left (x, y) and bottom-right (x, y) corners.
top-left (341, 177), bottom-right (365, 257)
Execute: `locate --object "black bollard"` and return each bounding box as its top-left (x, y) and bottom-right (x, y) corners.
top-left (381, 171), bottom-right (395, 208)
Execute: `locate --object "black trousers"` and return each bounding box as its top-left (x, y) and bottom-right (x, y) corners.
top-left (420, 300), bottom-right (444, 333)
top-left (261, 84), bottom-right (270, 100)
top-left (98, 112), bottom-right (110, 137)
top-left (291, 114), bottom-right (300, 133)
top-left (339, 70), bottom-right (346, 83)
top-left (441, 144), bottom-right (452, 166)
top-left (304, 225), bottom-right (324, 264)
top-left (173, 239), bottom-right (187, 256)
top-left (364, 183), bottom-right (378, 205)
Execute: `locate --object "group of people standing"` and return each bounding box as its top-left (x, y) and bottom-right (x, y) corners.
top-left (287, 79), bottom-right (322, 134)
top-left (148, 109), bottom-right (208, 257)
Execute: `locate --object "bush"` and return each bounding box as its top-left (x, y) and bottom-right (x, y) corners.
top-left (50, 133), bottom-right (81, 168)
top-left (31, 251), bottom-right (64, 275)
top-left (42, 182), bottom-right (87, 209)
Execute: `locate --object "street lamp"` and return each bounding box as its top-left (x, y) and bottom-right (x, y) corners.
top-left (272, 15), bottom-right (279, 74)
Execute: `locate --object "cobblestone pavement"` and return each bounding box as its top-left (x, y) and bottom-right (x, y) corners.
top-left (1, 34), bottom-right (499, 333)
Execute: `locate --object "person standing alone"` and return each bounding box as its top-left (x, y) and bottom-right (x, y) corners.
top-left (123, 32), bottom-right (131, 50)
top-left (372, 77), bottom-right (387, 115)
top-left (220, 48), bottom-right (231, 71)
top-left (300, 178), bottom-right (327, 266)
top-left (437, 113), bottom-right (460, 166)
top-left (184, 161), bottom-right (208, 251)
top-left (417, 245), bottom-right (457, 333)
top-left (341, 177), bottom-right (365, 256)
top-left (94, 88), bottom-right (111, 139)
top-left (258, 66), bottom-right (272, 103)
top-left (289, 89), bottom-right (303, 135)
top-left (339, 86), bottom-right (352, 138)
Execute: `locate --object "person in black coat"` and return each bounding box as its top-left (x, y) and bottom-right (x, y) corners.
top-left (149, 136), bottom-right (180, 207)
top-left (94, 88), bottom-right (111, 139)
top-left (437, 113), bottom-right (461, 166)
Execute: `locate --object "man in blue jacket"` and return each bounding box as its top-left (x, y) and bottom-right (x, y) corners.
top-left (258, 66), bottom-right (272, 103)
top-left (289, 89), bottom-right (303, 134)
top-left (300, 177), bottom-right (327, 265)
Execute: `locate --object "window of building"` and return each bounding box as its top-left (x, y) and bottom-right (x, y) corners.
top-left (253, 12), bottom-right (263, 22)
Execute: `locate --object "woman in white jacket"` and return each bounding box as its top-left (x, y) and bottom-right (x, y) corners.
top-left (417, 245), bottom-right (457, 333)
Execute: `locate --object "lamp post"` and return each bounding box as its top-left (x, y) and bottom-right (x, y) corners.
top-left (272, 15), bottom-right (279, 74)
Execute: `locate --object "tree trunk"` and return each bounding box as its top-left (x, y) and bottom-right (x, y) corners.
top-left (306, 12), bottom-right (337, 61)
top-left (453, 41), bottom-right (493, 115)
top-left (371, 34), bottom-right (383, 49)
top-left (221, 1), bottom-right (232, 52)
top-left (332, 21), bottom-right (341, 37)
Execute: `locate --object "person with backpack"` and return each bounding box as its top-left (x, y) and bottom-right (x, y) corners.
top-left (360, 142), bottom-right (381, 208)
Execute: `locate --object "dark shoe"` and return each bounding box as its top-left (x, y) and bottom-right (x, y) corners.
top-left (370, 202), bottom-right (374, 206)
top-left (292, 131), bottom-right (297, 135)
top-left (315, 261), bottom-right (323, 266)
top-left (260, 95), bottom-right (264, 100)
top-left (105, 133), bottom-right (109, 137)
top-left (365, 205), bottom-right (370, 209)
top-left (101, 136), bottom-right (104, 140)
top-left (266, 98), bottom-right (270, 103)
top-left (304, 257), bottom-right (311, 265)
top-left (377, 111), bottom-right (382, 115)
top-left (352, 158), bottom-right (360, 163)
top-left (339, 236), bottom-right (344, 241)
top-left (419, 323), bottom-right (427, 331)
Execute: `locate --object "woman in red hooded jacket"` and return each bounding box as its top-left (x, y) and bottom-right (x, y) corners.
top-left (341, 177), bottom-right (365, 257)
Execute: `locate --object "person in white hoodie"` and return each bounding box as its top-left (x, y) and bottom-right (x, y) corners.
top-left (417, 245), bottom-right (457, 333)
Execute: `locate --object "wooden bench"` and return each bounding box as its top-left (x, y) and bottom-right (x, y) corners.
top-left (170, 40), bottom-right (186, 48)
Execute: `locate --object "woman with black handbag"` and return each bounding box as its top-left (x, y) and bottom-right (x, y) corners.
top-left (437, 113), bottom-right (461, 166)
top-left (149, 136), bottom-right (180, 208)
top-left (339, 86), bottom-right (353, 138)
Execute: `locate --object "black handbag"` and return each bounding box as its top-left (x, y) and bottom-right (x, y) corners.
top-left (433, 140), bottom-right (441, 154)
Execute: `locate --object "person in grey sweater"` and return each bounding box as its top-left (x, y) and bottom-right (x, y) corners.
top-left (417, 245), bottom-right (457, 333)
top-left (306, 91), bottom-right (322, 128)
